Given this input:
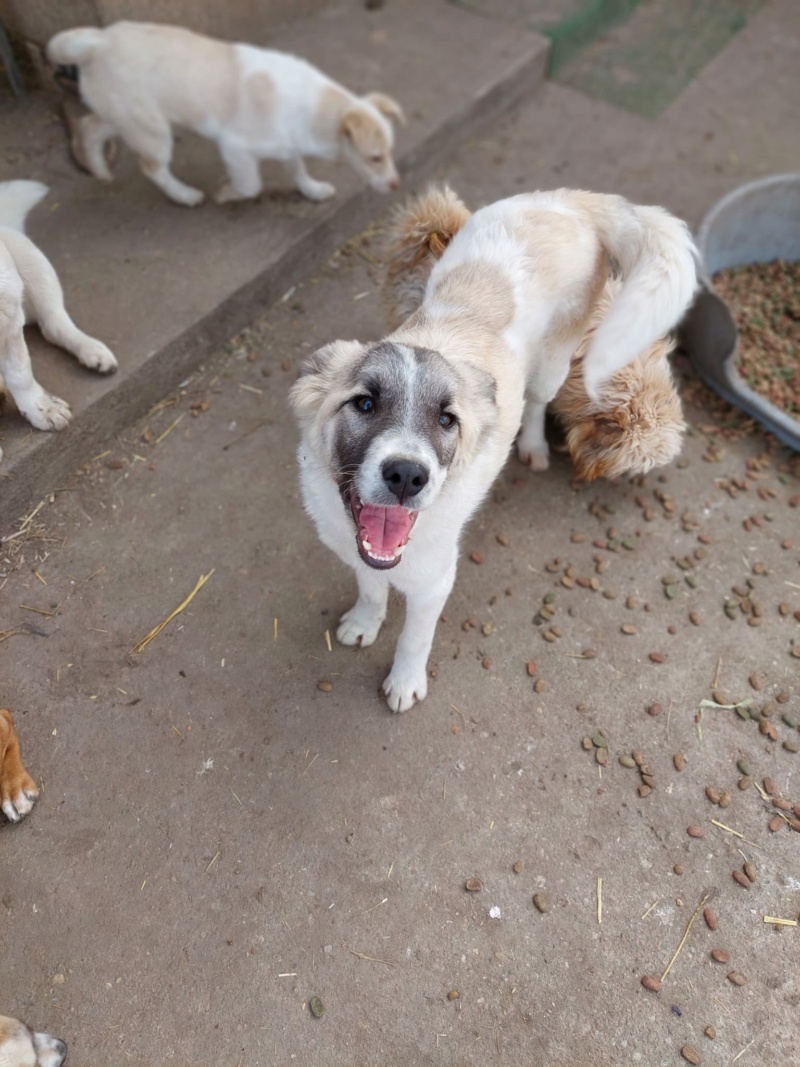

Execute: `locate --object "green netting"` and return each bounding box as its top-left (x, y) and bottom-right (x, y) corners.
top-left (453, 0), bottom-right (767, 117)
top-left (452, 0), bottom-right (645, 71)
top-left (555, 0), bottom-right (767, 117)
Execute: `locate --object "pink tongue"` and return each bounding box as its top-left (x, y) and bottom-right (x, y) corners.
top-left (359, 505), bottom-right (415, 554)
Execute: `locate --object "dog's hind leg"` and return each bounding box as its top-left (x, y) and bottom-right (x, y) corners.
top-left (121, 111), bottom-right (204, 206)
top-left (6, 231), bottom-right (117, 373)
top-left (337, 568), bottom-right (389, 648)
top-left (215, 141), bottom-right (263, 203)
top-left (66, 105), bottom-right (118, 180)
top-left (517, 331), bottom-right (583, 470)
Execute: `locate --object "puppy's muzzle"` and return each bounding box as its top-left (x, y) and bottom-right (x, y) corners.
top-left (382, 458), bottom-right (429, 504)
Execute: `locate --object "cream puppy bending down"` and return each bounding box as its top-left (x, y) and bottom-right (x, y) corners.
top-left (0, 180), bottom-right (116, 463)
top-left (0, 1014), bottom-right (66, 1066)
top-left (47, 21), bottom-right (405, 207)
top-left (292, 189), bottom-right (697, 712)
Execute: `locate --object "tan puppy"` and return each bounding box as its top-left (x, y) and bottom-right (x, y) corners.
top-left (47, 22), bottom-right (405, 206)
top-left (0, 1015), bottom-right (66, 1066)
top-left (0, 708), bottom-right (39, 823)
top-left (383, 185), bottom-right (686, 480)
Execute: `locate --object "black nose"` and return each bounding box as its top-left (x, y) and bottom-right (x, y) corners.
top-left (382, 459), bottom-right (429, 502)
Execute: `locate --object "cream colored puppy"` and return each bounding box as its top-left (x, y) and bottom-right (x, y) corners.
top-left (292, 189), bottom-right (697, 712)
top-left (0, 1014), bottom-right (66, 1066)
top-left (47, 21), bottom-right (405, 206)
top-left (0, 180), bottom-right (116, 462)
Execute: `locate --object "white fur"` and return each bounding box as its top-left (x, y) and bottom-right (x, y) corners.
top-left (0, 181), bottom-right (117, 462)
top-left (0, 1016), bottom-right (67, 1067)
top-left (295, 189), bottom-right (698, 711)
top-left (47, 21), bottom-right (404, 206)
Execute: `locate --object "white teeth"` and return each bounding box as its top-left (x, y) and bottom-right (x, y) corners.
top-left (394, 544), bottom-right (405, 556)
top-left (362, 539), bottom-right (372, 551)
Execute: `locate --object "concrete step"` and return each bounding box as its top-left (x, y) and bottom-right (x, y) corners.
top-left (0, 0), bottom-right (549, 528)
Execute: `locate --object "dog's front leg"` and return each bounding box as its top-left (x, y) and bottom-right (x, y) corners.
top-left (383, 564), bottom-right (455, 713)
top-left (337, 566), bottom-right (389, 648)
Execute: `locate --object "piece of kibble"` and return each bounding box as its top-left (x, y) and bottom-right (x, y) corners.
top-left (526, 660), bottom-right (538, 677)
top-left (647, 703), bottom-right (662, 717)
top-left (619, 755), bottom-right (637, 769)
top-left (681, 1044), bottom-right (703, 1065)
top-left (464, 878), bottom-right (483, 892)
top-left (649, 652), bottom-right (665, 663)
top-left (727, 971), bottom-right (746, 986)
top-left (595, 747), bottom-right (609, 766)
top-left (711, 948), bottom-right (731, 963)
top-left (738, 775), bottom-right (752, 790)
top-left (581, 736), bottom-right (593, 751)
top-left (705, 786), bottom-right (722, 804)
top-left (703, 908), bottom-right (718, 930)
top-left (687, 825), bottom-right (705, 838)
top-left (495, 533), bottom-right (510, 546)
top-left (640, 974), bottom-right (662, 992)
top-left (763, 776), bottom-right (777, 796)
top-left (317, 680), bottom-right (334, 692)
top-left (309, 995), bottom-right (325, 1018)
top-left (621, 623), bottom-right (637, 635)
top-left (689, 611), bottom-right (702, 626)
top-left (470, 551), bottom-right (485, 564)
top-left (743, 861), bottom-right (757, 883)
top-left (638, 784), bottom-right (652, 798)
top-left (447, 989), bottom-right (460, 1001)
top-left (532, 893), bottom-right (551, 913)
top-left (732, 870), bottom-right (751, 888)
top-left (534, 678), bottom-right (546, 693)
top-left (512, 861), bottom-right (524, 874)
top-left (673, 864), bottom-right (684, 876)
top-left (718, 790), bottom-right (732, 808)
top-left (673, 753), bottom-right (686, 771)
top-left (704, 1026), bottom-right (716, 1040)
top-left (482, 657), bottom-right (492, 670)
top-left (768, 815), bottom-right (784, 833)
top-left (736, 758), bottom-right (752, 776)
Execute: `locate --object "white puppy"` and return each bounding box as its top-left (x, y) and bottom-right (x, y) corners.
top-left (0, 180), bottom-right (116, 463)
top-left (292, 189), bottom-right (697, 712)
top-left (47, 21), bottom-right (405, 207)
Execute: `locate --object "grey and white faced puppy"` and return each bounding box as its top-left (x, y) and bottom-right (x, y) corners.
top-left (292, 339), bottom-right (495, 569)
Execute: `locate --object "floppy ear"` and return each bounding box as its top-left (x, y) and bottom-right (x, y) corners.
top-left (339, 108), bottom-right (373, 151)
top-left (290, 340), bottom-right (365, 417)
top-left (364, 92), bottom-right (406, 127)
top-left (454, 363), bottom-right (497, 462)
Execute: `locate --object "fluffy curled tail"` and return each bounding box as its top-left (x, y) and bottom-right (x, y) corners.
top-left (582, 195), bottom-right (698, 401)
top-left (0, 180), bottom-right (49, 232)
top-left (47, 27), bottom-right (106, 67)
top-left (552, 277), bottom-right (686, 480)
top-left (383, 185), bottom-right (472, 327)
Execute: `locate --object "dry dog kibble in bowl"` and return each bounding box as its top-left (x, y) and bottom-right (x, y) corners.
top-left (712, 259), bottom-right (800, 419)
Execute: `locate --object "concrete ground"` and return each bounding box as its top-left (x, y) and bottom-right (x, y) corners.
top-left (2, 2), bottom-right (800, 1066)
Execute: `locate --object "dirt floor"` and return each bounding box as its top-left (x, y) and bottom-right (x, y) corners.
top-left (2, 2), bottom-right (800, 1066)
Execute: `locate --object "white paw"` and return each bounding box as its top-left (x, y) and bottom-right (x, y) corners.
top-left (337, 602), bottom-right (385, 647)
top-left (214, 182), bottom-right (255, 204)
top-left (2, 787), bottom-right (39, 823)
top-left (382, 663), bottom-right (428, 713)
top-left (517, 441), bottom-right (550, 471)
top-left (299, 180), bottom-right (336, 202)
top-left (76, 337), bottom-right (117, 373)
top-left (170, 186), bottom-right (205, 207)
top-left (18, 388), bottom-right (72, 431)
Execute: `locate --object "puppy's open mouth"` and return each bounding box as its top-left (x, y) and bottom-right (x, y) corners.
top-left (349, 491), bottom-right (417, 569)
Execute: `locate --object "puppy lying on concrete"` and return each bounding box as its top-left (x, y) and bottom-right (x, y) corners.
top-left (383, 186), bottom-right (687, 481)
top-left (47, 21), bottom-right (405, 206)
top-left (0, 1014), bottom-right (67, 1066)
top-left (292, 186), bottom-right (696, 712)
top-left (0, 181), bottom-right (116, 463)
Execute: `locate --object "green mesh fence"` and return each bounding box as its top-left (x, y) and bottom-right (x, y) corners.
top-left (453, 0), bottom-right (767, 117)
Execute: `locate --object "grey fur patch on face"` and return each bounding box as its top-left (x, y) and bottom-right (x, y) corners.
top-left (333, 342), bottom-right (464, 505)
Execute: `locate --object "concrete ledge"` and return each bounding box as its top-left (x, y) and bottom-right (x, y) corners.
top-left (0, 0), bottom-right (548, 528)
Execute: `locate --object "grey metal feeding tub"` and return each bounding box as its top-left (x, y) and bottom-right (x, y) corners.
top-left (680, 173), bottom-right (800, 450)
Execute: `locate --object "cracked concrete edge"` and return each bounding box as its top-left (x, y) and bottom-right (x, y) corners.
top-left (0, 35), bottom-right (549, 530)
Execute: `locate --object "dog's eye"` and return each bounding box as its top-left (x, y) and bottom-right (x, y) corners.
top-left (371, 154), bottom-right (384, 164)
top-left (439, 411), bottom-right (456, 429)
top-left (354, 395), bottom-right (375, 414)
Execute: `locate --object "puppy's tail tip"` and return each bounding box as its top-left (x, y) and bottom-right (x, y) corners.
top-left (0, 180), bottom-right (49, 231)
top-left (386, 184), bottom-right (471, 267)
top-left (47, 27), bottom-right (105, 67)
